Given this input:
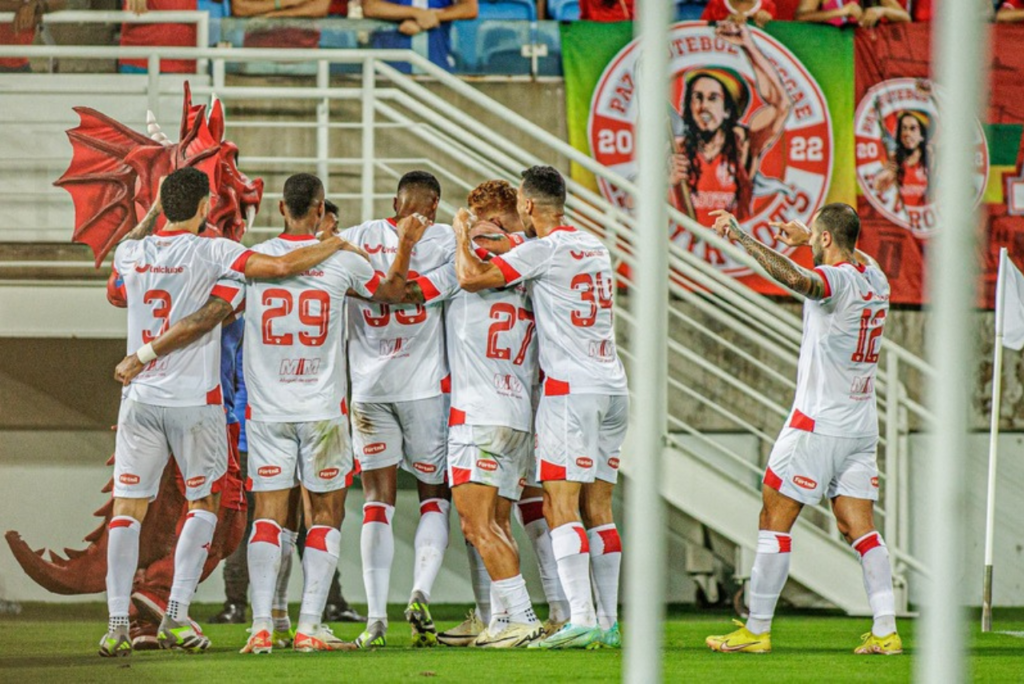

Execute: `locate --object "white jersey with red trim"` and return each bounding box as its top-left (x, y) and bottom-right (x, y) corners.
top-left (340, 218), bottom-right (455, 403)
top-left (789, 261), bottom-right (891, 437)
top-left (112, 230), bottom-right (251, 407)
top-left (244, 234), bottom-right (380, 422)
top-left (490, 226), bottom-right (627, 396)
top-left (419, 263), bottom-right (537, 432)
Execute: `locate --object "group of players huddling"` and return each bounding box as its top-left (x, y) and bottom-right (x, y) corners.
top-left (97, 162), bottom-right (902, 659)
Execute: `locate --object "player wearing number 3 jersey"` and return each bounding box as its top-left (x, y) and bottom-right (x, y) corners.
top-left (455, 166), bottom-right (627, 650)
top-left (704, 204), bottom-right (902, 657)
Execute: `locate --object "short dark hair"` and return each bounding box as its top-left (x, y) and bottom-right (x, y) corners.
top-left (520, 166), bottom-right (566, 208)
top-left (161, 167), bottom-right (210, 222)
top-left (815, 203), bottom-right (860, 251)
top-left (397, 170), bottom-right (441, 199)
top-left (324, 199), bottom-right (339, 217)
top-left (282, 173), bottom-right (324, 219)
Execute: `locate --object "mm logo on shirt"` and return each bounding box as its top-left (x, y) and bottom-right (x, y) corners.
top-left (134, 264), bottom-right (184, 274)
top-left (363, 443), bottom-right (386, 455)
top-left (318, 467), bottom-right (340, 480)
top-left (576, 457), bottom-right (594, 468)
top-left (793, 475), bottom-right (818, 490)
top-left (493, 373), bottom-right (524, 396)
top-left (588, 340), bottom-right (616, 361)
top-left (476, 459), bottom-right (498, 472)
top-left (280, 358), bottom-right (321, 376)
top-left (258, 466), bottom-right (282, 477)
top-left (118, 473), bottom-right (140, 485)
top-left (185, 476), bottom-right (206, 488)
top-left (413, 462), bottom-right (437, 474)
top-left (379, 338), bottom-right (408, 358)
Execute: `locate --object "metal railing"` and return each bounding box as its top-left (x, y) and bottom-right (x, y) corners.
top-left (0, 43), bottom-right (931, 599)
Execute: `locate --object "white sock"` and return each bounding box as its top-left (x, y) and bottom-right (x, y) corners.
top-left (489, 580), bottom-right (508, 633)
top-left (411, 498), bottom-right (450, 602)
top-left (361, 503), bottom-right (395, 624)
top-left (106, 516), bottom-right (141, 620)
top-left (517, 498), bottom-right (570, 623)
top-left (746, 531), bottom-right (792, 636)
top-left (853, 531), bottom-right (898, 637)
top-left (168, 509), bottom-right (217, 621)
top-left (466, 542), bottom-right (492, 624)
top-left (587, 523), bottom-right (622, 630)
top-left (549, 522), bottom-right (597, 628)
top-left (298, 526), bottom-right (341, 634)
top-left (492, 575), bottom-right (539, 626)
top-left (247, 519), bottom-right (282, 632)
top-left (273, 527), bottom-right (298, 617)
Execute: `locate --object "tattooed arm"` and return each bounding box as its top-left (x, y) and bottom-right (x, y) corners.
top-left (710, 210), bottom-right (827, 300)
top-left (770, 218), bottom-right (880, 271)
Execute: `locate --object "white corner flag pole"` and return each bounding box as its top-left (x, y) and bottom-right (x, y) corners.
top-left (981, 247), bottom-right (1008, 633)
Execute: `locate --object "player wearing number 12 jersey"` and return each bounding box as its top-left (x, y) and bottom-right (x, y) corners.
top-left (100, 168), bottom-right (359, 658)
top-left (704, 204), bottom-right (901, 657)
top-left (455, 166), bottom-right (628, 650)
top-left (339, 172), bottom-right (456, 649)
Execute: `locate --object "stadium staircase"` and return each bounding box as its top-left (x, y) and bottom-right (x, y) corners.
top-left (0, 34), bottom-right (932, 614)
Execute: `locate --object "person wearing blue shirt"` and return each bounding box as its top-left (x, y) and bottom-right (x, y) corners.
top-left (364, 0), bottom-right (479, 72)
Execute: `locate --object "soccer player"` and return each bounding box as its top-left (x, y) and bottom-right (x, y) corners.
top-left (100, 167), bottom-right (361, 657)
top-left (454, 166), bottom-right (628, 650)
top-left (339, 171), bottom-right (456, 648)
top-left (703, 205), bottom-right (901, 656)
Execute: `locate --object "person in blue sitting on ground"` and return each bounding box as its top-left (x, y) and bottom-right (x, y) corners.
top-left (364, 0), bottom-right (478, 72)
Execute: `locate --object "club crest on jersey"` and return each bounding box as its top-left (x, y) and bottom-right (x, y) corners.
top-left (258, 466), bottom-right (282, 477)
top-left (185, 476), bottom-right (206, 488)
top-left (493, 373), bottom-right (524, 396)
top-left (363, 443), bottom-right (386, 455)
top-left (476, 459), bottom-right (498, 472)
top-left (793, 475), bottom-right (817, 490)
top-left (118, 473), bottom-right (140, 485)
top-left (413, 461), bottom-right (437, 474)
top-left (318, 467), bottom-right (340, 480)
top-left (280, 358), bottom-right (321, 376)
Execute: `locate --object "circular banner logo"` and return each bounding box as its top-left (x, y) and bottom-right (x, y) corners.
top-left (588, 21), bottom-right (833, 276)
top-left (853, 77), bottom-right (989, 236)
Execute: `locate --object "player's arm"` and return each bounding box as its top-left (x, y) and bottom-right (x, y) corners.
top-left (795, 0), bottom-right (861, 22)
top-left (453, 209), bottom-right (509, 292)
top-left (369, 214), bottom-right (432, 304)
top-left (713, 210), bottom-right (827, 300)
top-left (996, 3), bottom-right (1024, 22)
top-left (113, 294), bottom-right (236, 385)
top-left (433, 0), bottom-right (478, 22)
top-left (771, 218), bottom-right (880, 271)
top-left (242, 235), bottom-right (357, 280)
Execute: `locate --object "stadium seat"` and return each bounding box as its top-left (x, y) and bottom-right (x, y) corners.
top-left (676, 2), bottom-right (706, 20)
top-left (548, 0), bottom-right (580, 21)
top-left (478, 0), bottom-right (536, 21)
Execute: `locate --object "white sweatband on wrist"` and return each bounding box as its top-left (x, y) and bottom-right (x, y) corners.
top-left (136, 342), bottom-right (158, 364)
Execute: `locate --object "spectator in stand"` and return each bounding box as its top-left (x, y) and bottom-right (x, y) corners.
top-left (118, 0), bottom-right (201, 73)
top-left (579, 0), bottom-right (634, 21)
top-left (702, 0), bottom-right (777, 27)
top-left (997, 0), bottom-right (1024, 22)
top-left (0, 0), bottom-right (64, 73)
top-left (363, 0), bottom-right (478, 73)
top-left (234, 0), bottom-right (346, 49)
top-left (795, 0), bottom-right (910, 27)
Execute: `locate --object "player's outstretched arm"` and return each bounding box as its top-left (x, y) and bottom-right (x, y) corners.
top-left (453, 209), bottom-right (508, 292)
top-left (121, 177), bottom-right (165, 242)
top-left (771, 218), bottom-right (881, 271)
top-left (712, 210), bottom-right (827, 300)
top-left (114, 295), bottom-right (234, 385)
top-left (371, 213), bottom-right (431, 303)
top-left (244, 235), bottom-right (353, 280)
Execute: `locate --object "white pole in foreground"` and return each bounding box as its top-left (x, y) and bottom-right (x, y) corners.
top-left (918, 0), bottom-right (988, 681)
top-left (623, 0), bottom-right (670, 681)
top-left (981, 248), bottom-right (1008, 633)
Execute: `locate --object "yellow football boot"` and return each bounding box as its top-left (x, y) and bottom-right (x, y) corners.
top-left (854, 631), bottom-right (903, 655)
top-left (706, 620), bottom-right (772, 654)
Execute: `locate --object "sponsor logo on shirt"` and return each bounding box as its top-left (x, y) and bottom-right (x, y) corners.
top-left (493, 373), bottom-right (524, 396)
top-left (413, 461), bottom-right (437, 474)
top-left (588, 340), bottom-right (616, 361)
top-left (185, 476), bottom-right (206, 488)
top-left (608, 457), bottom-right (620, 470)
top-left (850, 376), bottom-right (874, 396)
top-left (318, 467), bottom-right (340, 480)
top-left (570, 249), bottom-right (604, 260)
top-left (477, 459), bottom-right (498, 472)
top-left (379, 338), bottom-right (409, 358)
top-left (301, 269), bottom-right (324, 277)
top-left (364, 244), bottom-right (398, 255)
top-left (871, 476), bottom-right (880, 488)
top-left (279, 358), bottom-right (322, 377)
top-left (258, 466), bottom-right (282, 477)
top-left (518, 477), bottom-right (528, 488)
top-left (118, 473), bottom-right (140, 485)
top-left (363, 442), bottom-right (386, 455)
top-left (793, 475), bottom-right (818, 490)
top-left (576, 457), bottom-right (593, 468)
top-left (134, 264), bottom-right (185, 274)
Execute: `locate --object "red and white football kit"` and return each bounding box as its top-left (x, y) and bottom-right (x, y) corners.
top-left (417, 262), bottom-right (538, 500)
top-left (898, 161), bottom-right (928, 208)
top-left (490, 226), bottom-right (629, 484)
top-left (340, 218), bottom-right (455, 484)
top-left (243, 234), bottom-right (380, 494)
top-left (111, 229), bottom-right (251, 500)
top-left (764, 261), bottom-right (890, 505)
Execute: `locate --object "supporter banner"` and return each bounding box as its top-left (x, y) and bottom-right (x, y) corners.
top-left (561, 21), bottom-right (856, 295)
top-left (854, 23), bottom-right (1024, 307)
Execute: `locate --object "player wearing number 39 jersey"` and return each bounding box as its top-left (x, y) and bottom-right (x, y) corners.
top-left (100, 168), bottom-right (361, 658)
top-left (704, 204), bottom-right (901, 657)
top-left (455, 166), bottom-right (627, 651)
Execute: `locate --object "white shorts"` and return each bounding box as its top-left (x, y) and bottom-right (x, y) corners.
top-left (535, 393), bottom-right (628, 484)
top-left (114, 399), bottom-right (227, 501)
top-left (764, 427), bottom-right (880, 506)
top-left (351, 395), bottom-right (448, 485)
top-left (247, 416), bottom-right (354, 494)
top-left (448, 424), bottom-right (531, 501)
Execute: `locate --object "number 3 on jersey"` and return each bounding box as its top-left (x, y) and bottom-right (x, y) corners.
top-left (262, 288), bottom-right (330, 346)
top-left (571, 272), bottom-right (613, 327)
top-left (486, 303), bottom-right (535, 365)
top-left (142, 289), bottom-right (172, 343)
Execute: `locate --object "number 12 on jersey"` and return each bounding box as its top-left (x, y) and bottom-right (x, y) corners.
top-left (851, 308), bottom-right (886, 364)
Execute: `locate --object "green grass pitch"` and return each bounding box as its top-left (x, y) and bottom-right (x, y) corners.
top-left (2, 603), bottom-right (1022, 683)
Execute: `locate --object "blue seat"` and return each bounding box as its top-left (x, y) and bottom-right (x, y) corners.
top-left (677, 3), bottom-right (706, 20)
top-left (548, 0), bottom-right (579, 21)
top-left (478, 0), bottom-right (536, 21)
top-left (196, 0), bottom-right (230, 44)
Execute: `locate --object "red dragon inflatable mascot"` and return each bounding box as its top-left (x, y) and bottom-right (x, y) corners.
top-left (5, 83), bottom-right (263, 649)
